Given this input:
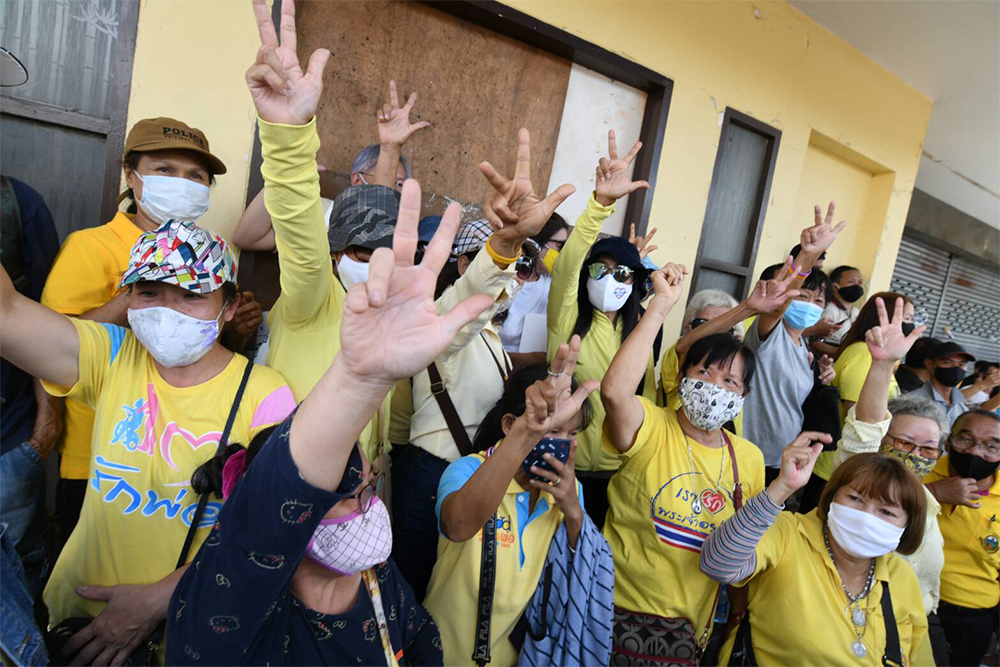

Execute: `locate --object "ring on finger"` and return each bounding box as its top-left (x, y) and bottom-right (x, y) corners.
top-left (547, 370), bottom-right (563, 378)
top-left (552, 476), bottom-right (562, 485)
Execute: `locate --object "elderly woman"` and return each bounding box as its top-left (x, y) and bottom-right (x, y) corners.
top-left (829, 297), bottom-right (947, 664)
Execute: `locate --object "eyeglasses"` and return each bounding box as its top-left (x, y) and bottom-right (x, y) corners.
top-left (588, 262), bottom-right (634, 284)
top-left (360, 172), bottom-right (406, 191)
top-left (355, 471), bottom-right (384, 514)
top-left (884, 435), bottom-right (942, 460)
top-left (690, 318), bottom-right (737, 337)
top-left (951, 434), bottom-right (1000, 458)
top-left (546, 240), bottom-right (565, 251)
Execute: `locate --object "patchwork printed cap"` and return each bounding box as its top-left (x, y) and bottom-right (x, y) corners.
top-left (453, 219), bottom-right (493, 256)
top-left (327, 184), bottom-right (400, 253)
top-left (120, 220), bottom-right (237, 294)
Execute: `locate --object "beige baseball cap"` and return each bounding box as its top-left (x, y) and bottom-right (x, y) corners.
top-left (124, 117), bottom-right (227, 175)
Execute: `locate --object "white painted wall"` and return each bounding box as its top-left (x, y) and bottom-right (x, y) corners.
top-left (546, 63), bottom-right (647, 236)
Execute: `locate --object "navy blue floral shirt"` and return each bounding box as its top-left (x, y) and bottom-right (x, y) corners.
top-left (166, 417), bottom-right (443, 665)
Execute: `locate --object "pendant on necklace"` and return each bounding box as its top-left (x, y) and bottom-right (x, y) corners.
top-left (852, 608), bottom-right (867, 627)
top-left (691, 496), bottom-right (703, 514)
top-left (851, 640), bottom-right (867, 658)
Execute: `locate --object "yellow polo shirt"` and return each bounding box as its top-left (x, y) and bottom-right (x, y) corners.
top-left (547, 196), bottom-right (656, 473)
top-left (258, 118), bottom-right (389, 459)
top-left (719, 509), bottom-right (928, 666)
top-left (603, 397), bottom-right (764, 633)
top-left (924, 457), bottom-right (1000, 609)
top-left (424, 451), bottom-right (574, 666)
top-left (41, 211), bottom-right (144, 479)
top-left (660, 340), bottom-right (743, 437)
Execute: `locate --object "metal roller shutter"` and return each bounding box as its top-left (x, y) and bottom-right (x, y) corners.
top-left (890, 234), bottom-right (1000, 361)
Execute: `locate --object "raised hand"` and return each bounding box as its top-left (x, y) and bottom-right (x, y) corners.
top-left (337, 179), bottom-right (495, 383)
top-left (746, 256), bottom-right (801, 314)
top-left (865, 296), bottom-right (925, 363)
top-left (629, 223), bottom-right (659, 259)
top-left (799, 201), bottom-right (847, 257)
top-left (377, 80), bottom-right (431, 147)
top-left (818, 354), bottom-right (835, 385)
top-left (232, 291), bottom-right (264, 339)
top-left (523, 336), bottom-right (599, 435)
top-left (595, 130), bottom-right (650, 206)
top-left (650, 262), bottom-right (688, 311)
top-left (768, 431), bottom-right (832, 504)
top-left (247, 0), bottom-right (330, 126)
top-left (480, 128), bottom-right (575, 241)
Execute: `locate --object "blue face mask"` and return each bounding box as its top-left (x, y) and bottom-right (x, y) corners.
top-left (783, 299), bottom-right (823, 331)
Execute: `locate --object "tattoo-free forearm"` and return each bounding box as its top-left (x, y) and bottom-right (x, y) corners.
top-left (78, 290), bottom-right (129, 327)
top-left (855, 359), bottom-right (895, 424)
top-left (676, 302), bottom-right (755, 358)
top-left (373, 143), bottom-right (401, 190)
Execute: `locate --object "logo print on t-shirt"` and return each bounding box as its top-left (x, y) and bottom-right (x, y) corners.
top-left (280, 500), bottom-right (314, 524)
top-left (649, 472), bottom-right (733, 553)
top-left (700, 489), bottom-right (726, 515)
top-left (209, 615), bottom-right (240, 634)
top-left (248, 552), bottom-right (285, 569)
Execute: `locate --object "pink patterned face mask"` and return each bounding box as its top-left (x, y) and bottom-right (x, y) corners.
top-left (305, 496), bottom-right (392, 576)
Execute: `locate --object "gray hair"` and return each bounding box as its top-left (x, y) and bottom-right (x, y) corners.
top-left (349, 144), bottom-right (413, 179)
top-left (887, 395), bottom-right (949, 449)
top-left (682, 289), bottom-right (744, 338)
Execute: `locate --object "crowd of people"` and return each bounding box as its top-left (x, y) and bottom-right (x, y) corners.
top-left (1, 1), bottom-right (998, 666)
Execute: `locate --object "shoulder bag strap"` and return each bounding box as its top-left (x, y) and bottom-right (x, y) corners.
top-left (472, 513), bottom-right (498, 666)
top-left (427, 362), bottom-right (475, 458)
top-left (143, 358), bottom-right (255, 664)
top-left (480, 332), bottom-right (511, 380)
top-left (879, 581), bottom-right (903, 667)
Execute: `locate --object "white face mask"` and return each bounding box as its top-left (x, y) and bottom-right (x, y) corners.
top-left (136, 174), bottom-right (211, 225)
top-left (337, 254), bottom-right (370, 291)
top-left (827, 502), bottom-right (904, 558)
top-left (128, 305), bottom-right (223, 368)
top-left (679, 377), bottom-right (744, 431)
top-left (306, 496), bottom-right (393, 575)
top-left (587, 275), bottom-right (632, 313)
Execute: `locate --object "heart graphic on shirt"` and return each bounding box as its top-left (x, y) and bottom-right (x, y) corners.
top-left (700, 489), bottom-right (726, 515)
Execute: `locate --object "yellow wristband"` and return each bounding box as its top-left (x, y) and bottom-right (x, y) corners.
top-left (484, 236), bottom-right (522, 265)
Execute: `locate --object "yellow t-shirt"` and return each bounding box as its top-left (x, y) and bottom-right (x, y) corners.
top-left (547, 196), bottom-right (656, 472)
top-left (424, 452), bottom-right (569, 667)
top-left (40, 212), bottom-right (144, 479)
top-left (602, 397), bottom-right (764, 632)
top-left (924, 457), bottom-right (1000, 609)
top-left (41, 319), bottom-right (296, 624)
top-left (660, 340), bottom-right (744, 437)
top-left (719, 510), bottom-right (928, 666)
top-left (258, 118), bottom-right (389, 460)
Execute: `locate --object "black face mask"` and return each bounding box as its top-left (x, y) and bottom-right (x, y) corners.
top-left (901, 322), bottom-right (916, 337)
top-left (837, 284), bottom-right (864, 303)
top-left (949, 447), bottom-right (1000, 481)
top-left (934, 365), bottom-right (965, 387)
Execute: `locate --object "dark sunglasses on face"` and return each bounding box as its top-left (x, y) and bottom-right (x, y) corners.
top-left (515, 254), bottom-right (535, 280)
top-left (690, 318), bottom-right (736, 337)
top-left (588, 262), bottom-right (634, 283)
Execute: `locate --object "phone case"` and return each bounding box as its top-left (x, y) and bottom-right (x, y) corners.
top-left (521, 438), bottom-right (570, 482)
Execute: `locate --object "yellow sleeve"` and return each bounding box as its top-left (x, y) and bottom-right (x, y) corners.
top-left (41, 231), bottom-right (118, 315)
top-left (41, 318), bottom-right (117, 408)
top-left (834, 344), bottom-right (871, 403)
top-left (435, 247), bottom-right (514, 357)
top-left (617, 396), bottom-right (666, 459)
top-left (660, 341), bottom-right (681, 405)
top-left (910, 626), bottom-right (936, 667)
top-left (739, 512), bottom-right (796, 583)
top-left (258, 117), bottom-right (335, 328)
top-left (546, 196), bottom-right (615, 359)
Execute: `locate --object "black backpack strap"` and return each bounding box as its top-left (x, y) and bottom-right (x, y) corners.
top-left (728, 610), bottom-right (757, 667)
top-left (473, 513), bottom-right (498, 666)
top-left (880, 581), bottom-right (903, 667)
top-left (428, 362), bottom-right (475, 458)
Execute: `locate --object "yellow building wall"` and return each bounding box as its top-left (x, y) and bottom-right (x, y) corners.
top-left (123, 0), bottom-right (264, 244)
top-left (122, 0), bottom-right (932, 336)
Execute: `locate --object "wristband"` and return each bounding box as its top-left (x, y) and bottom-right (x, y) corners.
top-left (796, 268), bottom-right (812, 278)
top-left (485, 236), bottom-right (521, 265)
top-left (787, 263), bottom-right (798, 276)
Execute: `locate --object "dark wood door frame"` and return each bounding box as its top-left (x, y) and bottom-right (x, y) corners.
top-left (689, 107), bottom-right (781, 300)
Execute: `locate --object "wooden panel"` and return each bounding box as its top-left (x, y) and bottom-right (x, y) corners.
top-left (295, 0), bottom-right (571, 218)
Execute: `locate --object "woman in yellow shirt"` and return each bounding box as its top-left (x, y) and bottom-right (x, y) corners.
top-left (546, 130), bottom-right (653, 530)
top-left (700, 439), bottom-right (929, 666)
top-left (425, 338), bottom-right (603, 666)
top-left (601, 265), bottom-right (767, 664)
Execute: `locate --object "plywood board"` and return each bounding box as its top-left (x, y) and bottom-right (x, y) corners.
top-left (295, 0), bottom-right (572, 220)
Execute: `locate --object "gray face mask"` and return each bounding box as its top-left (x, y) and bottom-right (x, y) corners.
top-left (679, 378), bottom-right (744, 431)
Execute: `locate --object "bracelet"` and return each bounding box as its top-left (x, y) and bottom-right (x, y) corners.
top-left (787, 263), bottom-right (798, 276)
top-left (796, 268), bottom-right (812, 278)
top-left (484, 236), bottom-right (521, 265)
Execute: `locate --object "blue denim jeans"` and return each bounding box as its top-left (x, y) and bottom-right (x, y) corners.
top-left (0, 524), bottom-right (48, 666)
top-left (0, 442), bottom-right (49, 598)
top-left (390, 446), bottom-right (450, 602)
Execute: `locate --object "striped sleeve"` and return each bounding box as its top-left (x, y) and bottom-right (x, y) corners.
top-left (699, 490), bottom-right (782, 583)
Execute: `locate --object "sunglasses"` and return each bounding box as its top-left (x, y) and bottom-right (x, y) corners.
top-left (588, 263), bottom-right (634, 284)
top-left (515, 254), bottom-right (535, 280)
top-left (690, 318), bottom-right (737, 337)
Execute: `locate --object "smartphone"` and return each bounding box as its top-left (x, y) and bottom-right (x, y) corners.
top-left (521, 437), bottom-right (571, 482)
